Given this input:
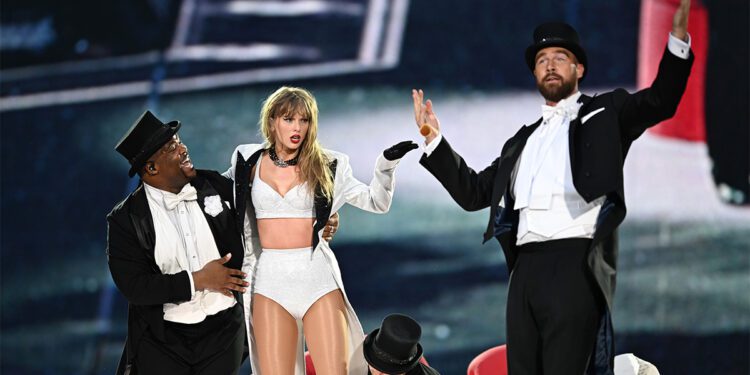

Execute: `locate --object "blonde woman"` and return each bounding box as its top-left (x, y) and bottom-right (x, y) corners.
top-left (224, 86), bottom-right (416, 375)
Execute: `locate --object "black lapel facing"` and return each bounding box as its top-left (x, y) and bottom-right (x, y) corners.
top-left (192, 174), bottom-right (220, 226)
top-left (494, 120), bottom-right (541, 192)
top-left (191, 173), bottom-right (245, 270)
top-left (191, 174), bottom-right (225, 251)
top-left (234, 149), bottom-right (265, 234)
top-left (569, 93), bottom-right (597, 167)
top-left (483, 122), bottom-right (541, 243)
top-left (128, 183), bottom-right (156, 251)
top-left (510, 120), bottom-right (541, 157)
top-left (312, 159), bottom-right (338, 249)
top-left (191, 174), bottom-right (215, 206)
top-left (125, 183), bottom-right (160, 270)
top-left (572, 93), bottom-right (595, 127)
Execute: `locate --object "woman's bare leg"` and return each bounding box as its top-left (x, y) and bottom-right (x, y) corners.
top-left (253, 294), bottom-right (299, 375)
top-left (302, 290), bottom-right (349, 375)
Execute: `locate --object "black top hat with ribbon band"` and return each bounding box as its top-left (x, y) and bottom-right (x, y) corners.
top-left (525, 21), bottom-right (588, 80)
top-left (363, 314), bottom-right (424, 374)
top-left (115, 110), bottom-right (181, 177)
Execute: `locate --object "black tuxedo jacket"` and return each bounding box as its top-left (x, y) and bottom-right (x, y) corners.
top-left (421, 46), bottom-right (692, 372)
top-left (106, 169), bottom-right (245, 374)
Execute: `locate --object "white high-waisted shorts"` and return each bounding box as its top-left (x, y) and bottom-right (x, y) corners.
top-left (253, 247), bottom-right (339, 320)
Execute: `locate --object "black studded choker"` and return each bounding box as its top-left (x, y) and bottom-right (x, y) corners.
top-left (269, 147), bottom-right (299, 168)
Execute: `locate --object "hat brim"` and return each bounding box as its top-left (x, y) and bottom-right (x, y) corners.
top-left (525, 41), bottom-right (587, 81)
top-left (127, 120), bottom-right (181, 177)
top-left (363, 329), bottom-right (423, 374)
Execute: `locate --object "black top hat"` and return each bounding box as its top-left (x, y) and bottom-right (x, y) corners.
top-left (115, 110), bottom-right (181, 177)
top-left (525, 22), bottom-right (588, 80)
top-left (363, 314), bottom-right (424, 374)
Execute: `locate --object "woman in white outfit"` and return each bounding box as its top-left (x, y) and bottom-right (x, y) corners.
top-left (224, 86), bottom-right (417, 375)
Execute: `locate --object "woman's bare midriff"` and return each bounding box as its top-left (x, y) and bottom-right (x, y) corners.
top-left (257, 218), bottom-right (316, 249)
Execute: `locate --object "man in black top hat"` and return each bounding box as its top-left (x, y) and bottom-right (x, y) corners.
top-left (364, 314), bottom-right (440, 375)
top-left (107, 110), bottom-right (249, 374)
top-left (412, 1), bottom-right (693, 374)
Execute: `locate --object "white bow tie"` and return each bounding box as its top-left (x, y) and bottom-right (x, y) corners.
top-left (164, 185), bottom-right (198, 210)
top-left (541, 103), bottom-right (579, 122)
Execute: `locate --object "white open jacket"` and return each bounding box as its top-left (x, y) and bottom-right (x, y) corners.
top-left (224, 143), bottom-right (400, 374)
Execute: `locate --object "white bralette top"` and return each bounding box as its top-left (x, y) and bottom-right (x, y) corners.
top-left (251, 161), bottom-right (315, 219)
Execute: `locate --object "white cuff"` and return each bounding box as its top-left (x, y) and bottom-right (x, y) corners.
top-left (376, 153), bottom-right (401, 171)
top-left (668, 32), bottom-right (691, 60)
top-left (187, 271), bottom-right (196, 299)
top-left (423, 133), bottom-right (443, 157)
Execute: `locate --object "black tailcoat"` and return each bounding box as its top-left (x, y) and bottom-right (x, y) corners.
top-left (106, 170), bottom-right (245, 374)
top-left (420, 46), bottom-right (693, 372)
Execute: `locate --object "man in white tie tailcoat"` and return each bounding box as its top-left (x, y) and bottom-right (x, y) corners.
top-left (107, 110), bottom-right (250, 374)
top-left (412, 1), bottom-right (694, 374)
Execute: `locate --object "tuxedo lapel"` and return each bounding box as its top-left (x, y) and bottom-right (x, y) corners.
top-left (569, 93), bottom-right (597, 167)
top-left (234, 149), bottom-right (265, 234)
top-left (312, 159), bottom-right (338, 249)
top-left (192, 175), bottom-right (221, 248)
top-left (493, 120), bottom-right (541, 201)
top-left (191, 175), bottom-right (243, 269)
top-left (483, 121), bottom-right (540, 243)
top-left (570, 94), bottom-right (594, 135)
top-left (127, 184), bottom-right (158, 267)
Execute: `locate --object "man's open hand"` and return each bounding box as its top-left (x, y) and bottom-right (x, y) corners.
top-left (193, 253), bottom-right (248, 297)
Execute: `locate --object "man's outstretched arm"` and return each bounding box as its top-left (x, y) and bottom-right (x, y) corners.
top-left (413, 89), bottom-right (498, 211)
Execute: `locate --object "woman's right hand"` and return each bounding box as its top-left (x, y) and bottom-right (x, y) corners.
top-left (322, 212), bottom-right (339, 242)
top-left (412, 89), bottom-right (441, 144)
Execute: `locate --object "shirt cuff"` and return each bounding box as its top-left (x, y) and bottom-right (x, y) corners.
top-left (376, 153), bottom-right (401, 171)
top-left (423, 133), bottom-right (443, 157)
top-left (187, 271), bottom-right (196, 299)
top-left (667, 32), bottom-right (691, 60)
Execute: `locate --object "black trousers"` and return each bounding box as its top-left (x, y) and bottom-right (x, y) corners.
top-left (135, 303), bottom-right (244, 375)
top-left (506, 239), bottom-right (603, 375)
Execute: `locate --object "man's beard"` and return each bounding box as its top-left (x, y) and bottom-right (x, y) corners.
top-left (537, 73), bottom-right (577, 103)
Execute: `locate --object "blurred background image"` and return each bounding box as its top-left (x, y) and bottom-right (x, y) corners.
top-left (1, 0), bottom-right (748, 374)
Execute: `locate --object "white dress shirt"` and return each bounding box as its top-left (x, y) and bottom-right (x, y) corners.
top-left (512, 91), bottom-right (605, 245)
top-left (144, 183), bottom-right (235, 324)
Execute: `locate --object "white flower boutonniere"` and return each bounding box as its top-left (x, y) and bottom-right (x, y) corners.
top-left (203, 195), bottom-right (224, 217)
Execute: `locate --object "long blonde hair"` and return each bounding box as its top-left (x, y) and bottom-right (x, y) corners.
top-left (259, 86), bottom-right (334, 202)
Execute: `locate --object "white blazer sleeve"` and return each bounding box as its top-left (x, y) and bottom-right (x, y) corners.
top-left (336, 153), bottom-right (400, 213)
top-left (222, 145), bottom-right (241, 180)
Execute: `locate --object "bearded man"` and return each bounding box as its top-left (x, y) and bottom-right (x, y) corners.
top-left (411, 1), bottom-right (694, 373)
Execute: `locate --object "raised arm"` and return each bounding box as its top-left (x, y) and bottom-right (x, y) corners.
top-left (335, 141), bottom-right (417, 213)
top-left (412, 88), bottom-right (498, 211)
top-left (618, 0), bottom-right (693, 141)
top-left (420, 137), bottom-right (499, 212)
